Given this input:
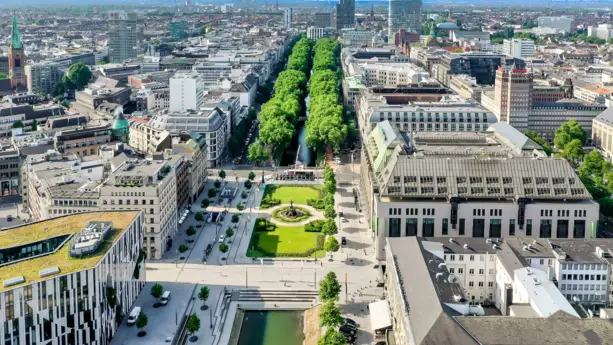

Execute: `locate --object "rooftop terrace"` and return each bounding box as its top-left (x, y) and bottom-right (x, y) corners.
top-left (0, 211), bottom-right (140, 291)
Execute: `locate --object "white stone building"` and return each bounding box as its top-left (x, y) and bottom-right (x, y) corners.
top-left (169, 71), bottom-right (205, 112)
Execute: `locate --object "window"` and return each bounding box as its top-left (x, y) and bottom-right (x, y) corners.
top-left (442, 218), bottom-right (449, 235)
top-left (450, 255), bottom-right (456, 261)
top-left (488, 282), bottom-right (494, 288)
top-left (478, 282), bottom-right (484, 287)
top-left (449, 268), bottom-right (455, 274)
top-left (470, 255), bottom-right (475, 261)
top-left (469, 281), bottom-right (474, 287)
top-left (459, 218), bottom-right (465, 235)
top-left (488, 269), bottom-right (494, 275)
top-left (509, 219), bottom-right (516, 236)
top-left (459, 255), bottom-right (464, 261)
top-left (526, 219), bottom-right (533, 236)
top-left (469, 269), bottom-right (475, 275)
top-left (458, 268), bottom-right (464, 274)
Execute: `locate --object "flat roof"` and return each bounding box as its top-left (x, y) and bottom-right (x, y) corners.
top-left (0, 211), bottom-right (140, 291)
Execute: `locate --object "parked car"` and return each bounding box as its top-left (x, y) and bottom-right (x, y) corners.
top-left (218, 235), bottom-right (225, 243)
top-left (339, 324), bottom-right (357, 335)
top-left (344, 318), bottom-right (358, 327)
top-left (341, 236), bottom-right (347, 245)
top-left (6, 215), bottom-right (12, 222)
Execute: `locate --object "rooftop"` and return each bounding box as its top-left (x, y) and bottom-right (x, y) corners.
top-left (0, 211), bottom-right (140, 291)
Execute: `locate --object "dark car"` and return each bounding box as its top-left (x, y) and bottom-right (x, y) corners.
top-left (344, 318), bottom-right (358, 327)
top-left (341, 332), bottom-right (356, 343)
top-left (7, 215), bottom-right (12, 222)
top-left (339, 324), bottom-right (357, 335)
top-left (341, 236), bottom-right (347, 245)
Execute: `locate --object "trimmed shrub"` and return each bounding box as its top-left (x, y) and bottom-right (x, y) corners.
top-left (254, 218), bottom-right (276, 231)
top-left (260, 198), bottom-right (281, 209)
top-left (231, 214), bottom-right (240, 223)
top-left (305, 219), bottom-right (325, 232)
top-left (307, 198), bottom-right (325, 210)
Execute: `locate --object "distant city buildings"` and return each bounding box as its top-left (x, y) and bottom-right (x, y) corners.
top-left (314, 12), bottom-right (333, 28)
top-left (537, 16), bottom-right (576, 33)
top-left (588, 23), bottom-right (613, 40)
top-left (284, 8), bottom-right (292, 29)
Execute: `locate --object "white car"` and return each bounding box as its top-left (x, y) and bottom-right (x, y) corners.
top-left (218, 235), bottom-right (225, 243)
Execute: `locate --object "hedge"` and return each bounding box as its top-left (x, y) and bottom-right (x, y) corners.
top-left (305, 219), bottom-right (325, 232)
top-left (260, 198), bottom-right (281, 209)
top-left (307, 198), bottom-right (325, 210)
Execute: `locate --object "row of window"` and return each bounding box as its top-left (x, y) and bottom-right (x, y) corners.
top-left (103, 199), bottom-right (155, 205)
top-left (560, 283), bottom-right (607, 291)
top-left (565, 294), bottom-right (603, 301)
top-left (391, 176), bottom-right (576, 186)
top-left (397, 123), bottom-right (488, 131)
top-left (466, 281), bottom-right (494, 288)
top-left (390, 208), bottom-right (435, 216)
top-left (561, 263), bottom-right (607, 271)
top-left (446, 254), bottom-right (496, 263)
top-left (387, 218), bottom-right (587, 239)
top-left (561, 273), bottom-right (606, 281)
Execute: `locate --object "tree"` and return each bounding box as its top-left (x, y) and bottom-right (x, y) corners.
top-left (219, 243), bottom-right (229, 253)
top-left (322, 218), bottom-right (338, 236)
top-left (241, 191), bottom-right (248, 199)
top-left (219, 170), bottom-right (226, 181)
top-left (554, 119), bottom-right (586, 149)
top-left (12, 121), bottom-right (24, 129)
top-left (186, 313), bottom-right (201, 336)
top-left (136, 312), bottom-right (148, 336)
top-left (231, 214), bottom-right (240, 223)
top-left (179, 244), bottom-right (188, 253)
top-left (0, 72), bottom-right (7, 79)
top-left (214, 179), bottom-right (221, 188)
top-left (248, 141), bottom-right (270, 165)
top-left (67, 62), bottom-right (92, 89)
top-left (248, 171), bottom-right (256, 181)
top-left (195, 212), bottom-right (204, 221)
top-left (150, 283), bottom-right (164, 303)
top-left (186, 226), bottom-right (196, 236)
top-left (198, 286), bottom-right (210, 309)
top-left (325, 236), bottom-right (340, 259)
top-left (317, 328), bottom-right (346, 345)
top-left (244, 180), bottom-right (252, 189)
top-left (226, 228), bottom-right (234, 237)
top-left (319, 300), bottom-right (344, 327)
top-left (599, 197), bottom-right (613, 217)
top-left (564, 139), bottom-right (584, 163)
top-left (208, 189), bottom-right (217, 198)
top-left (580, 150), bottom-right (606, 178)
top-left (319, 271), bottom-right (341, 301)
top-left (324, 204), bottom-right (337, 219)
top-left (523, 130), bottom-right (552, 156)
top-left (201, 199), bottom-right (210, 209)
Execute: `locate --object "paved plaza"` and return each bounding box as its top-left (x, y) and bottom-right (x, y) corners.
top-left (115, 156), bottom-right (380, 345)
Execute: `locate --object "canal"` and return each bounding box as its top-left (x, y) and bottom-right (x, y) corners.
top-left (236, 310), bottom-right (305, 345)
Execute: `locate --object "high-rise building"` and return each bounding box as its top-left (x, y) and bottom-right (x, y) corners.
top-left (503, 38), bottom-right (535, 59)
top-left (492, 65), bottom-right (533, 131)
top-left (335, 0), bottom-right (355, 30)
top-left (315, 12), bottom-right (333, 28)
top-left (169, 71), bottom-right (205, 112)
top-left (25, 62), bottom-right (63, 95)
top-left (107, 11), bottom-right (141, 63)
top-left (284, 8), bottom-right (293, 29)
top-left (388, 0), bottom-right (422, 37)
top-left (8, 16), bottom-right (27, 89)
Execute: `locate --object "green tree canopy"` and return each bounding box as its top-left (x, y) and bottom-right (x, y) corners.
top-left (67, 62), bottom-right (92, 89)
top-left (186, 313), bottom-right (201, 335)
top-left (554, 119), bottom-right (586, 149)
top-left (198, 286), bottom-right (210, 305)
top-left (150, 283), bottom-right (164, 301)
top-left (248, 141), bottom-right (270, 165)
top-left (219, 170), bottom-right (226, 180)
top-left (325, 236), bottom-right (340, 258)
top-left (322, 218), bottom-right (338, 236)
top-left (563, 139), bottom-right (585, 163)
top-left (319, 300), bottom-right (344, 327)
top-left (317, 328), bottom-right (347, 345)
top-left (248, 171), bottom-right (256, 180)
top-left (0, 72), bottom-right (7, 79)
top-left (523, 130), bottom-right (553, 156)
top-left (12, 120), bottom-right (24, 129)
top-left (319, 271), bottom-right (341, 301)
top-left (136, 312), bottom-right (148, 330)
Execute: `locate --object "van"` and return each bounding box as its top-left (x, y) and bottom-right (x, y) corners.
top-left (160, 291), bottom-right (171, 305)
top-left (127, 307), bottom-right (141, 326)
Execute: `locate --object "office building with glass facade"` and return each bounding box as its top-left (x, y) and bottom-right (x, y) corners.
top-left (0, 211), bottom-right (145, 345)
top-left (388, 0), bottom-right (422, 37)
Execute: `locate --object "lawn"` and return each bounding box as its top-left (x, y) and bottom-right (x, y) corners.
top-left (247, 222), bottom-right (325, 258)
top-left (261, 184), bottom-right (323, 206)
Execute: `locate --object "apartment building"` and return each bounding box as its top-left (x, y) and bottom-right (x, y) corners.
top-left (487, 65), bottom-right (533, 132)
top-left (341, 29), bottom-right (376, 48)
top-left (25, 62), bottom-right (63, 95)
top-left (431, 54), bottom-right (507, 86)
top-left (359, 62), bottom-right (431, 86)
top-left (503, 38), bottom-right (535, 59)
top-left (574, 84), bottom-right (613, 104)
top-left (537, 16), bottom-right (575, 32)
top-left (168, 133), bottom-right (208, 204)
top-left (361, 121), bottom-right (597, 261)
top-left (148, 108), bottom-right (228, 167)
top-left (99, 158), bottom-right (177, 259)
top-left (0, 144), bottom-right (22, 198)
top-left (53, 124), bottom-right (113, 157)
top-left (169, 71), bottom-right (205, 112)
top-left (0, 211), bottom-right (145, 345)
top-left (128, 118), bottom-right (172, 155)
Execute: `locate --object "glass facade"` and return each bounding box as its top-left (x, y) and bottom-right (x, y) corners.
top-left (0, 234), bottom-right (71, 265)
top-left (388, 0), bottom-right (422, 37)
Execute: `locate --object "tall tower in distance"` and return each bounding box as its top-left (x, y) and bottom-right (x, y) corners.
top-left (107, 11), bottom-right (141, 63)
top-left (8, 15), bottom-right (27, 89)
top-left (284, 8), bottom-right (293, 29)
top-left (335, 0), bottom-right (355, 30)
top-left (493, 62), bottom-right (533, 132)
top-left (388, 0), bottom-right (422, 38)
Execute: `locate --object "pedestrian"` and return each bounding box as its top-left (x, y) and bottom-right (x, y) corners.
top-left (320, 262), bottom-right (323, 268)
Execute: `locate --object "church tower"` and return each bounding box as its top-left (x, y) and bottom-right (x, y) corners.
top-left (8, 15), bottom-right (27, 89)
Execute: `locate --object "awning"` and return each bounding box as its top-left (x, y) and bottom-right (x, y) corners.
top-left (369, 300), bottom-right (392, 332)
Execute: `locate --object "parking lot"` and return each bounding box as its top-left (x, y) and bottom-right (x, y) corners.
top-left (110, 282), bottom-right (197, 345)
